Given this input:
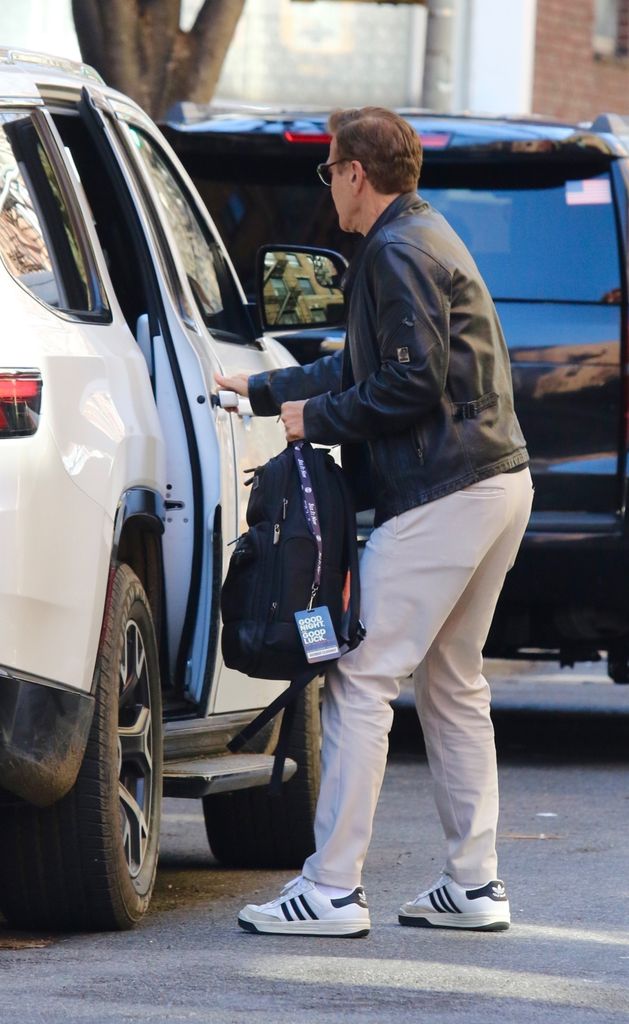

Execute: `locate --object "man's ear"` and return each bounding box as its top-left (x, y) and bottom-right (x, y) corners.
top-left (350, 161), bottom-right (363, 188)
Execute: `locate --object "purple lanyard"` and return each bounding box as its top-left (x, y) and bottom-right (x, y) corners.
top-left (292, 442), bottom-right (323, 609)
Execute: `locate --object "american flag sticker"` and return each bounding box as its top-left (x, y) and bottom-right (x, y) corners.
top-left (565, 178), bottom-right (612, 205)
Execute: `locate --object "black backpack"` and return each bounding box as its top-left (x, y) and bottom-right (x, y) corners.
top-left (221, 441), bottom-right (364, 786)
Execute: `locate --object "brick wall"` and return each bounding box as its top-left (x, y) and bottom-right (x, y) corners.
top-left (533, 0), bottom-right (629, 122)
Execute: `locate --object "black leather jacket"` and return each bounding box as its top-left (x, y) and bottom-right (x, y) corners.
top-left (249, 192), bottom-right (528, 526)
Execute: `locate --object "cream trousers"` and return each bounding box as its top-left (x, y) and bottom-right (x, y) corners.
top-left (302, 469), bottom-right (534, 890)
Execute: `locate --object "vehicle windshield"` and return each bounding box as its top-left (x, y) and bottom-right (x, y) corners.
top-left (194, 163), bottom-right (620, 305)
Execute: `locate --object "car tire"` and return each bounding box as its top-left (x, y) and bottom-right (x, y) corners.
top-left (203, 680), bottom-right (320, 868)
top-left (608, 646), bottom-right (629, 684)
top-left (0, 564), bottom-right (162, 931)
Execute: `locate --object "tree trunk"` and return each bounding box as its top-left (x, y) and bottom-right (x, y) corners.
top-left (72, 0), bottom-right (246, 120)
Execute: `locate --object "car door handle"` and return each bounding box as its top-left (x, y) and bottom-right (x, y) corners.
top-left (235, 398), bottom-right (253, 417)
top-left (211, 391), bottom-right (253, 417)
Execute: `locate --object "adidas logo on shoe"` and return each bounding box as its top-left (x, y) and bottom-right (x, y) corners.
top-left (238, 876), bottom-right (370, 937)
top-left (399, 874), bottom-right (510, 931)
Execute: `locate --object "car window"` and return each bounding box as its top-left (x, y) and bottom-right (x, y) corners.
top-left (424, 175), bottom-right (620, 304)
top-left (0, 111), bottom-right (97, 314)
top-left (123, 125), bottom-right (250, 338)
top-left (192, 178), bottom-right (360, 300)
top-left (191, 159), bottom-right (620, 306)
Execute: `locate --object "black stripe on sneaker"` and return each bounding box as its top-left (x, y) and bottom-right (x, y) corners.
top-left (440, 887), bottom-right (462, 913)
top-left (290, 898), bottom-right (306, 921)
top-left (298, 895), bottom-right (318, 920)
top-left (433, 888), bottom-right (452, 912)
top-left (331, 888), bottom-right (367, 909)
top-left (281, 901), bottom-right (293, 921)
top-left (429, 891), bottom-right (445, 913)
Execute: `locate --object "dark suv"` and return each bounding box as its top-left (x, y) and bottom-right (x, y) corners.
top-left (164, 107), bottom-right (629, 682)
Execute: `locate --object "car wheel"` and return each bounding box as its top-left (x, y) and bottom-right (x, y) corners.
top-left (203, 680), bottom-right (320, 868)
top-left (0, 564), bottom-right (162, 931)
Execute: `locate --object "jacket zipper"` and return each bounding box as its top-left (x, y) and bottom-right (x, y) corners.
top-left (412, 425), bottom-right (424, 463)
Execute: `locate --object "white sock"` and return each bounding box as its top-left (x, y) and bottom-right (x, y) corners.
top-left (313, 881), bottom-right (355, 899)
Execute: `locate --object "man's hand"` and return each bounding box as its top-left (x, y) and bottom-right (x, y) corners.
top-left (281, 400), bottom-right (307, 442)
top-left (214, 371), bottom-right (249, 397)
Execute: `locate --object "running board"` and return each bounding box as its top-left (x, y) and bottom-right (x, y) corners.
top-left (162, 752), bottom-right (297, 798)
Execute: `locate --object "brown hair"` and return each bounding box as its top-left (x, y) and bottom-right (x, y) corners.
top-left (328, 107), bottom-right (422, 194)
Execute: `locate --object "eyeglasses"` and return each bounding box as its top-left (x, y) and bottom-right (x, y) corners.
top-left (316, 159), bottom-right (348, 186)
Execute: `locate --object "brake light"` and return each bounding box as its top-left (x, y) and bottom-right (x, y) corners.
top-left (284, 131), bottom-right (332, 144)
top-left (419, 132), bottom-right (451, 149)
top-left (0, 371), bottom-right (42, 437)
top-left (283, 129), bottom-right (451, 149)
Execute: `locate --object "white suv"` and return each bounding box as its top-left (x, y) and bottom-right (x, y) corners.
top-left (0, 48), bottom-right (321, 931)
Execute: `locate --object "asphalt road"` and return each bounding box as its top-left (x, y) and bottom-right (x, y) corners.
top-left (1, 659), bottom-right (628, 1024)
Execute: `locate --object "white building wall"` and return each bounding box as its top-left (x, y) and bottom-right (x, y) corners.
top-left (457, 0), bottom-right (538, 114)
top-left (0, 0), bottom-right (80, 61)
top-left (215, 0), bottom-right (427, 108)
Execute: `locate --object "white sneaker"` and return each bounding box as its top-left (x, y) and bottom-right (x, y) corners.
top-left (399, 873), bottom-right (510, 931)
top-left (238, 876), bottom-right (370, 937)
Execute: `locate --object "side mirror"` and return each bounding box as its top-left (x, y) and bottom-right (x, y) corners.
top-left (256, 245), bottom-right (347, 332)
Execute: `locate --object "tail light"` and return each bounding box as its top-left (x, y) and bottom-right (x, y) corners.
top-left (0, 370), bottom-right (42, 437)
top-left (284, 131), bottom-right (332, 144)
top-left (283, 130), bottom-right (452, 148)
top-left (419, 132), bottom-right (451, 149)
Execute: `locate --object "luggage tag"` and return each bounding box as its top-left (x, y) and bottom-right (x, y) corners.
top-left (294, 606), bottom-right (340, 664)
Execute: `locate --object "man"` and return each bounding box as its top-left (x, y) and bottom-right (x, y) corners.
top-left (216, 107), bottom-right (533, 938)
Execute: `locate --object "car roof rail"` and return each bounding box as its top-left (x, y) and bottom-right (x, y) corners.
top-left (590, 113), bottom-right (629, 134)
top-left (0, 46), bottom-right (103, 84)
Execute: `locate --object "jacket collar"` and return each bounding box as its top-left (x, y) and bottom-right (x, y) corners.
top-left (342, 191), bottom-right (424, 296)
top-left (365, 190), bottom-right (424, 241)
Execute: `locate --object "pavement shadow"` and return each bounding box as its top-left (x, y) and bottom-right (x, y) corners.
top-left (390, 702), bottom-right (629, 764)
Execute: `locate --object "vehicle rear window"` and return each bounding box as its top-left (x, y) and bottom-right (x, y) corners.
top-left (192, 161), bottom-right (620, 306)
top-left (423, 174), bottom-right (620, 304)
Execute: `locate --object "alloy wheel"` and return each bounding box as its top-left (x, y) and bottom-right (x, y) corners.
top-left (117, 619), bottom-right (154, 879)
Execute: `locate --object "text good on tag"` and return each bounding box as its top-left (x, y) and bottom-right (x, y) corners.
top-left (294, 606), bottom-right (340, 663)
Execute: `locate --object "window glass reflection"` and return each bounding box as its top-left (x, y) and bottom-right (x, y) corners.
top-left (0, 114), bottom-right (59, 306)
top-left (262, 250), bottom-right (344, 326)
top-left (127, 125), bottom-right (224, 326)
top-left (0, 111), bottom-right (91, 312)
top-left (425, 177), bottom-right (620, 303)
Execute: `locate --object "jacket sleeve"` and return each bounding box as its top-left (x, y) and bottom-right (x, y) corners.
top-left (248, 349), bottom-right (344, 416)
top-left (303, 243), bottom-right (451, 444)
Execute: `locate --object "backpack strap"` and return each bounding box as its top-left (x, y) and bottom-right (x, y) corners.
top-left (296, 441), bottom-right (363, 650)
top-left (227, 668), bottom-right (317, 752)
top-left (269, 695), bottom-right (297, 794)
top-left (335, 464), bottom-right (365, 653)
top-left (227, 668), bottom-right (318, 794)
top-left (292, 441), bottom-right (323, 609)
